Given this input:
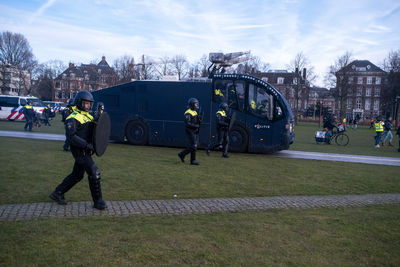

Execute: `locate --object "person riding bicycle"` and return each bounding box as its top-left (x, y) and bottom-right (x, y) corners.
top-left (323, 115), bottom-right (337, 144)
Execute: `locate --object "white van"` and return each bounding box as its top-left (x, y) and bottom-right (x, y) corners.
top-left (0, 95), bottom-right (46, 120)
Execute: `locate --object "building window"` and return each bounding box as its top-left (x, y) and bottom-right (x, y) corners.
top-left (374, 88), bottom-right (380, 97)
top-left (347, 98), bottom-right (352, 109)
top-left (357, 88), bottom-right (362, 96)
top-left (374, 99), bottom-right (379, 110)
top-left (366, 88), bottom-right (371, 96)
top-left (367, 77), bottom-right (372, 84)
top-left (293, 78), bottom-right (298, 85)
top-left (277, 77), bottom-right (284, 84)
top-left (261, 77), bottom-right (268, 82)
top-left (356, 99), bottom-right (362, 109)
top-left (365, 98), bottom-right (371, 110)
top-left (357, 77), bottom-right (363, 84)
top-left (348, 77), bottom-right (353, 84)
top-left (375, 77), bottom-right (381, 84)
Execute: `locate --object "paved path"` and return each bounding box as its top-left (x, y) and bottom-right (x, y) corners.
top-left (1, 194), bottom-right (399, 221)
top-left (1, 130), bottom-right (400, 166)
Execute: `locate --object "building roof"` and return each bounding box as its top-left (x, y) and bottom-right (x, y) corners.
top-left (340, 60), bottom-right (385, 73)
top-left (56, 56), bottom-right (115, 80)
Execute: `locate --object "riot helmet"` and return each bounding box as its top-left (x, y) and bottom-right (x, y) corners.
top-left (27, 100), bottom-right (32, 105)
top-left (219, 102), bottom-right (228, 111)
top-left (68, 98), bottom-right (74, 105)
top-left (74, 90), bottom-right (94, 111)
top-left (188, 98), bottom-right (199, 110)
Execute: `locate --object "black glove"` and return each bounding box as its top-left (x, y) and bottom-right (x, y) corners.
top-left (86, 143), bottom-right (94, 151)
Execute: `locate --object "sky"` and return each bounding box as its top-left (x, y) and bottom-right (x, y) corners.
top-left (0, 0), bottom-right (400, 87)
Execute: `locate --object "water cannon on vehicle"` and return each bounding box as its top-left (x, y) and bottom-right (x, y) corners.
top-left (208, 51), bottom-right (251, 78)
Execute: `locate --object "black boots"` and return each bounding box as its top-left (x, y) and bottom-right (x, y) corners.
top-left (49, 191), bottom-right (67, 205)
top-left (89, 173), bottom-right (107, 210)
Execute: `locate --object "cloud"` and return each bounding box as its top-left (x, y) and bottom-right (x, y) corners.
top-left (28, 0), bottom-right (57, 23)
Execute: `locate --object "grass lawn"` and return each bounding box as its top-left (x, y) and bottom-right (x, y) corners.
top-left (1, 206), bottom-right (399, 266)
top-left (2, 116), bottom-right (399, 157)
top-left (0, 118), bottom-right (399, 265)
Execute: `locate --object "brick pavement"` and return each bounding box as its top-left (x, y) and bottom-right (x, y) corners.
top-left (1, 194), bottom-right (399, 221)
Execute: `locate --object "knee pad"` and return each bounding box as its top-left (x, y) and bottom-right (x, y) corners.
top-left (89, 169), bottom-right (101, 182)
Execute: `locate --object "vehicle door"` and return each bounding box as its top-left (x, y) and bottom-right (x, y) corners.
top-left (246, 83), bottom-right (274, 148)
top-left (211, 79), bottom-right (247, 152)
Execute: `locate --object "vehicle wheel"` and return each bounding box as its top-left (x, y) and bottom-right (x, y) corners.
top-left (125, 120), bottom-right (148, 145)
top-left (229, 125), bottom-right (248, 152)
top-left (335, 133), bottom-right (349, 146)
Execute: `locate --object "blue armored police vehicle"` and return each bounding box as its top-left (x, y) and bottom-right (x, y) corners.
top-left (92, 52), bottom-right (295, 153)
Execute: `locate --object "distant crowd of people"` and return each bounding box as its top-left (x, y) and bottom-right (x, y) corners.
top-left (322, 114), bottom-right (400, 152)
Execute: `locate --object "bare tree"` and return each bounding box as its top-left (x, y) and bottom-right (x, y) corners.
top-left (326, 51), bottom-right (353, 119)
top-left (113, 55), bottom-right (139, 83)
top-left (32, 60), bottom-right (66, 100)
top-left (0, 31), bottom-right (37, 95)
top-left (287, 52), bottom-right (316, 123)
top-left (172, 54), bottom-right (189, 80)
top-left (382, 49), bottom-right (400, 124)
top-left (198, 55), bottom-right (209, 77)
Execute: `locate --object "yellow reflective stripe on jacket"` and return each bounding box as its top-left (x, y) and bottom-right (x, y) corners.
top-left (184, 109), bottom-right (198, 116)
top-left (66, 110), bottom-right (93, 124)
top-left (214, 89), bottom-right (224, 97)
top-left (375, 122), bottom-right (383, 132)
top-left (216, 110), bottom-right (226, 117)
top-left (24, 105), bottom-right (33, 109)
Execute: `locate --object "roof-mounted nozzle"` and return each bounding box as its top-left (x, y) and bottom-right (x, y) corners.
top-left (208, 51), bottom-right (250, 78)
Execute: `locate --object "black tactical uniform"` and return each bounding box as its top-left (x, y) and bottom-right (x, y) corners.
top-left (50, 90), bottom-right (106, 210)
top-left (178, 98), bottom-right (201, 165)
top-left (23, 101), bottom-right (35, 131)
top-left (207, 102), bottom-right (230, 158)
top-left (62, 99), bottom-right (76, 151)
top-left (43, 105), bottom-right (52, 126)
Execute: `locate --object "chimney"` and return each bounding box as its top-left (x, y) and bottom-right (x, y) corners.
top-left (69, 63), bottom-right (74, 68)
top-left (302, 68), bottom-right (307, 80)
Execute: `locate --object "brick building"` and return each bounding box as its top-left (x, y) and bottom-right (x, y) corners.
top-left (335, 60), bottom-right (386, 119)
top-left (53, 56), bottom-right (117, 102)
top-left (254, 69), bottom-right (309, 115)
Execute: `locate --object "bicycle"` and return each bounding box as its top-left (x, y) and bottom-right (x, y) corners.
top-left (315, 125), bottom-right (349, 146)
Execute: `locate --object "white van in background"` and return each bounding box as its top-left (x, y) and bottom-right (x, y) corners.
top-left (0, 95), bottom-right (46, 120)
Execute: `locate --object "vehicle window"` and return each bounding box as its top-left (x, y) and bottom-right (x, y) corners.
top-left (213, 80), bottom-right (230, 104)
top-left (213, 80), bottom-right (245, 111)
top-left (0, 97), bottom-right (19, 107)
top-left (29, 98), bottom-right (44, 107)
top-left (248, 84), bottom-right (274, 120)
top-left (20, 99), bottom-right (26, 106)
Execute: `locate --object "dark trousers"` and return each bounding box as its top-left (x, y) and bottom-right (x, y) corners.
top-left (44, 115), bottom-right (51, 126)
top-left (208, 128), bottom-right (229, 155)
top-left (24, 118), bottom-right (33, 131)
top-left (55, 153), bottom-right (103, 202)
top-left (180, 130), bottom-right (199, 162)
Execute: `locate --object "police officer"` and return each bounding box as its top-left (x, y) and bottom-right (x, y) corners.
top-left (43, 104), bottom-right (52, 126)
top-left (178, 98), bottom-right (201, 165)
top-left (206, 102), bottom-right (230, 158)
top-left (49, 90), bottom-right (106, 210)
top-left (62, 98), bottom-right (76, 151)
top-left (23, 100), bottom-right (35, 131)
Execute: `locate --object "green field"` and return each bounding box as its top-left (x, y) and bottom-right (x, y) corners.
top-left (0, 117), bottom-right (399, 265)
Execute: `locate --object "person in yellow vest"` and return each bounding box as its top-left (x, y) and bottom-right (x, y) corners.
top-left (49, 90), bottom-right (106, 210)
top-left (178, 98), bottom-right (201, 165)
top-left (43, 104), bottom-right (52, 126)
top-left (206, 102), bottom-right (230, 158)
top-left (23, 100), bottom-right (35, 131)
top-left (374, 116), bottom-right (384, 148)
top-left (342, 117), bottom-right (347, 129)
